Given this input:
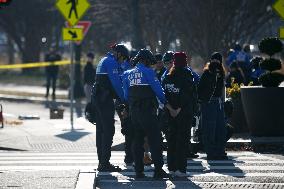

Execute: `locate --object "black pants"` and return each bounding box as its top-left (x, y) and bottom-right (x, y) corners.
top-left (46, 74), bottom-right (57, 97)
top-left (94, 94), bottom-right (115, 166)
top-left (123, 118), bottom-right (134, 162)
top-left (130, 103), bottom-right (163, 173)
top-left (167, 111), bottom-right (192, 173)
top-left (158, 108), bottom-right (169, 143)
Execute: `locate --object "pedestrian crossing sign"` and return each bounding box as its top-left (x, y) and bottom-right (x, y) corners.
top-left (55, 0), bottom-right (91, 26)
top-left (62, 27), bottom-right (83, 41)
top-left (273, 0), bottom-right (284, 20)
top-left (280, 28), bottom-right (284, 39)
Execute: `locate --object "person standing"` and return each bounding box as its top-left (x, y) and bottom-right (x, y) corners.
top-left (154, 53), bottom-right (166, 82)
top-left (123, 49), bottom-right (172, 179)
top-left (198, 52), bottom-right (228, 160)
top-left (45, 47), bottom-right (61, 100)
top-left (226, 43), bottom-right (251, 84)
top-left (94, 44), bottom-right (129, 172)
top-left (83, 52), bottom-right (96, 121)
top-left (116, 59), bottom-right (134, 165)
top-left (162, 52), bottom-right (195, 177)
top-left (158, 51), bottom-right (175, 145)
top-left (83, 52), bottom-right (96, 103)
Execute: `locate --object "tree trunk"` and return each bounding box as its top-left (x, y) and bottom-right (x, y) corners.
top-left (7, 35), bottom-right (15, 64)
top-left (21, 28), bottom-right (41, 74)
top-left (131, 0), bottom-right (144, 49)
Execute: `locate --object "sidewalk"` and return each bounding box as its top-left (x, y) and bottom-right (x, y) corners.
top-left (0, 83), bottom-right (71, 105)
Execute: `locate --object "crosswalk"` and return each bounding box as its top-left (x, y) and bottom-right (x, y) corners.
top-left (0, 151), bottom-right (284, 188)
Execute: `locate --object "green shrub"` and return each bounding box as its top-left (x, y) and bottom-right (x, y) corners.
top-left (259, 37), bottom-right (283, 57)
top-left (258, 37), bottom-right (284, 87)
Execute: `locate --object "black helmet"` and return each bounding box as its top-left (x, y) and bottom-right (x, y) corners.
top-left (162, 51), bottom-right (174, 62)
top-left (112, 44), bottom-right (129, 59)
top-left (155, 54), bottom-right (163, 62)
top-left (234, 43), bottom-right (242, 51)
top-left (133, 49), bottom-right (156, 65)
top-left (130, 50), bottom-right (138, 59)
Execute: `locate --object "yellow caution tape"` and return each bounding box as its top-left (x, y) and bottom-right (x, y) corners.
top-left (0, 60), bottom-right (71, 70)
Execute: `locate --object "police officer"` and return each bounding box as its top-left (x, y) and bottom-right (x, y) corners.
top-left (154, 53), bottom-right (166, 82)
top-left (162, 52), bottom-right (195, 177)
top-left (161, 51), bottom-right (174, 81)
top-left (115, 58), bottom-right (134, 165)
top-left (94, 44), bottom-right (129, 172)
top-left (159, 51), bottom-right (175, 144)
top-left (123, 49), bottom-right (171, 179)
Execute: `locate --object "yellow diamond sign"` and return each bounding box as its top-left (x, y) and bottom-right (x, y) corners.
top-left (62, 28), bottom-right (83, 41)
top-left (273, 0), bottom-right (284, 20)
top-left (280, 28), bottom-right (284, 39)
top-left (56, 0), bottom-right (90, 26)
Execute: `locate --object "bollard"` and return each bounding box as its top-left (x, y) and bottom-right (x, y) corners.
top-left (0, 104), bottom-right (3, 128)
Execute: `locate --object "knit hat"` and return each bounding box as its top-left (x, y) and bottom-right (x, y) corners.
top-left (210, 52), bottom-right (223, 63)
top-left (87, 52), bottom-right (95, 59)
top-left (173, 52), bottom-right (187, 67)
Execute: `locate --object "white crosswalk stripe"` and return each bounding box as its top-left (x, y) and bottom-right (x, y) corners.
top-left (1, 151), bottom-right (284, 188)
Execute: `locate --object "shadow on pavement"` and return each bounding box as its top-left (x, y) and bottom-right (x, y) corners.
top-left (170, 177), bottom-right (202, 188)
top-left (55, 129), bottom-right (91, 142)
top-left (0, 146), bottom-right (27, 151)
top-left (111, 142), bottom-right (125, 151)
top-left (206, 156), bottom-right (245, 178)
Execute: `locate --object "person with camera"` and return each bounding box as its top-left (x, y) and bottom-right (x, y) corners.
top-left (93, 44), bottom-right (129, 172)
top-left (198, 52), bottom-right (228, 160)
top-left (123, 49), bottom-right (174, 179)
top-left (83, 52), bottom-right (96, 123)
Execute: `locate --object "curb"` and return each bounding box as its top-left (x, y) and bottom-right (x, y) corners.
top-left (0, 94), bottom-right (71, 107)
top-left (75, 169), bottom-right (97, 189)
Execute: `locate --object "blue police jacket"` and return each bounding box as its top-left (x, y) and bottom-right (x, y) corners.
top-left (187, 66), bottom-right (200, 84)
top-left (120, 61), bottom-right (132, 72)
top-left (226, 50), bottom-right (250, 68)
top-left (161, 69), bottom-right (169, 83)
top-left (95, 52), bottom-right (124, 101)
top-left (123, 63), bottom-right (166, 104)
top-left (250, 68), bottom-right (264, 79)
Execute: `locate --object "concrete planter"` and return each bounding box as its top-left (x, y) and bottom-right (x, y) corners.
top-left (228, 98), bottom-right (248, 133)
top-left (241, 86), bottom-right (284, 136)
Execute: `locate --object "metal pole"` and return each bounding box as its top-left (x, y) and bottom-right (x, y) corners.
top-left (70, 42), bottom-right (74, 130)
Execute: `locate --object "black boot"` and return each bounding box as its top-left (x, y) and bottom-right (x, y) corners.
top-left (153, 169), bottom-right (169, 179)
top-left (98, 163), bottom-right (122, 172)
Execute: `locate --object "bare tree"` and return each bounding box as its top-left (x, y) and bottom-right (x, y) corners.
top-left (0, 0), bottom-right (62, 64)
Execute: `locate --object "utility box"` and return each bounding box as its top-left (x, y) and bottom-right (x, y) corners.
top-left (50, 108), bottom-right (64, 119)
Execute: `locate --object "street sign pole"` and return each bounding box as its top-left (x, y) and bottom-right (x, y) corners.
top-left (273, 0), bottom-right (284, 39)
top-left (70, 42), bottom-right (74, 130)
top-left (56, 0), bottom-right (90, 129)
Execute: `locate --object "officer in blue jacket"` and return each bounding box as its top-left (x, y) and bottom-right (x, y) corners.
top-left (94, 44), bottom-right (129, 172)
top-left (123, 49), bottom-right (170, 179)
top-left (115, 59), bottom-right (134, 165)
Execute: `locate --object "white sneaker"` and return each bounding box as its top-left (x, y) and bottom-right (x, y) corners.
top-left (174, 170), bottom-right (187, 177)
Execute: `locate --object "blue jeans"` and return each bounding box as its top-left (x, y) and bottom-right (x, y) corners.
top-left (201, 98), bottom-right (227, 157)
